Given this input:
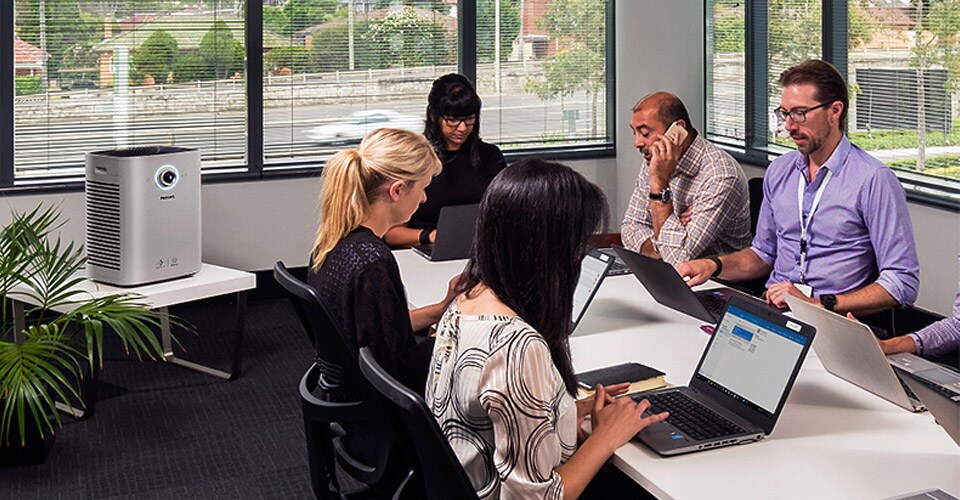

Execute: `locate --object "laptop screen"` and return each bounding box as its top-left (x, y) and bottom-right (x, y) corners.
top-left (694, 305), bottom-right (809, 417)
top-left (572, 250), bottom-right (612, 328)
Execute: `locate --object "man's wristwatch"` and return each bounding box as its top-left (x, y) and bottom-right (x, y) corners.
top-left (419, 228), bottom-right (432, 245)
top-left (708, 255), bottom-right (723, 278)
top-left (649, 188), bottom-right (672, 204)
top-left (819, 293), bottom-right (837, 312)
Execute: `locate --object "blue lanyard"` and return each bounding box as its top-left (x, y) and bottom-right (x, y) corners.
top-left (796, 169), bottom-right (832, 284)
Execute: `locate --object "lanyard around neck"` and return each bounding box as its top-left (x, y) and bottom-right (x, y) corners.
top-left (796, 168), bottom-right (833, 284)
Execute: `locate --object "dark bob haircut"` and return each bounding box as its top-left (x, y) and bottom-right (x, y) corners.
top-left (458, 158), bottom-right (608, 395)
top-left (424, 73), bottom-right (482, 169)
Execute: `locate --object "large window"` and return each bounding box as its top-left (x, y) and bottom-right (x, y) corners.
top-left (2, 0), bottom-right (613, 188)
top-left (707, 0), bottom-right (960, 207)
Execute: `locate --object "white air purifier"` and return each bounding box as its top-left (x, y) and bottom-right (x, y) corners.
top-left (85, 146), bottom-right (201, 286)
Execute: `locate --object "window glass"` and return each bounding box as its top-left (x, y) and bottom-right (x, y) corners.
top-left (14, 1), bottom-right (247, 179)
top-left (767, 0), bottom-right (822, 149)
top-left (707, 0), bottom-right (746, 144)
top-left (475, 0), bottom-right (611, 150)
top-left (262, 1), bottom-right (456, 167)
top-left (848, 0), bottom-right (960, 191)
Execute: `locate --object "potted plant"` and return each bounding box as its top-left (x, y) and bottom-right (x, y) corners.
top-left (0, 205), bottom-right (170, 465)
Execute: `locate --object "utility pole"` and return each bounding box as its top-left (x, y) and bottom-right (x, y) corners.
top-left (348, 0), bottom-right (355, 70)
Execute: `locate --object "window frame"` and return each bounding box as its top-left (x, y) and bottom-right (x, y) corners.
top-left (0, 0), bottom-right (616, 194)
top-left (705, 0), bottom-right (960, 212)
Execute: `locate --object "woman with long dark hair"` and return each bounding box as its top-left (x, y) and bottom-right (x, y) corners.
top-left (425, 159), bottom-right (668, 499)
top-left (384, 73), bottom-right (506, 247)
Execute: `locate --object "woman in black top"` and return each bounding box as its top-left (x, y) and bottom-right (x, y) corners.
top-left (384, 73), bottom-right (507, 247)
top-left (308, 128), bottom-right (458, 393)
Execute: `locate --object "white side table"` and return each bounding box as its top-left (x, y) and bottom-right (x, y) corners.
top-left (10, 264), bottom-right (256, 417)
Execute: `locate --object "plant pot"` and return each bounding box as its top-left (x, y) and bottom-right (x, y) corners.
top-left (0, 414), bottom-right (57, 467)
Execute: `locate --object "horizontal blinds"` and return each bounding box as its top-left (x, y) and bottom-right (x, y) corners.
top-left (766, 0), bottom-right (823, 149)
top-left (847, 0), bottom-right (960, 185)
top-left (14, 1), bottom-right (247, 179)
top-left (707, 0), bottom-right (747, 143)
top-left (476, 0), bottom-right (611, 150)
top-left (262, 2), bottom-right (457, 167)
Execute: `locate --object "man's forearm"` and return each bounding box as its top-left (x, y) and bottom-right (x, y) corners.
top-left (717, 248), bottom-right (772, 282)
top-left (648, 201), bottom-right (673, 241)
top-left (833, 282), bottom-right (898, 316)
top-left (639, 238), bottom-right (661, 259)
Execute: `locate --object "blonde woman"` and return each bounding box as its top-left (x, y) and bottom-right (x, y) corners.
top-left (308, 128), bottom-right (458, 394)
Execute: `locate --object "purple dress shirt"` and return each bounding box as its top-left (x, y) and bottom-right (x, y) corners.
top-left (908, 278), bottom-right (960, 358)
top-left (751, 136), bottom-right (919, 306)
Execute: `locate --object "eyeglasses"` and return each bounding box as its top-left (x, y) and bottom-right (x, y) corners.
top-left (773, 102), bottom-right (831, 124)
top-left (442, 116), bottom-right (476, 128)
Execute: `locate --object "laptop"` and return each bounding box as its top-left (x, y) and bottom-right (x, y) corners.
top-left (596, 248), bottom-right (632, 276)
top-left (572, 249), bottom-right (614, 331)
top-left (412, 204), bottom-right (479, 261)
top-left (612, 245), bottom-right (765, 323)
top-left (635, 296), bottom-right (815, 456)
top-left (786, 296), bottom-right (925, 412)
top-left (900, 367), bottom-right (960, 446)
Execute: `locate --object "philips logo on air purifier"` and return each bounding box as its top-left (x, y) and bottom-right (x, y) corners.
top-left (160, 194), bottom-right (175, 200)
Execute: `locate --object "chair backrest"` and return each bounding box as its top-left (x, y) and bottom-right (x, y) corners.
top-left (748, 176), bottom-right (764, 236)
top-left (358, 347), bottom-right (480, 500)
top-left (274, 261), bottom-right (410, 497)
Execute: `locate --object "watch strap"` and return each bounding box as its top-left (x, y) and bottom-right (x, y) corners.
top-left (419, 228), bottom-right (432, 245)
top-left (708, 255), bottom-right (723, 278)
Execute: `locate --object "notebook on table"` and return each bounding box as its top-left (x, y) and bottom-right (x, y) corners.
top-left (412, 204), bottom-right (479, 262)
top-left (786, 296), bottom-right (925, 412)
top-left (576, 361), bottom-right (666, 398)
top-left (612, 245), bottom-right (769, 323)
top-left (634, 296), bottom-right (815, 456)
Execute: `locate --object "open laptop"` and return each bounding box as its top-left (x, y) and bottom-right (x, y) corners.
top-left (900, 367), bottom-right (960, 446)
top-left (413, 204), bottom-right (479, 261)
top-left (635, 296), bottom-right (815, 456)
top-left (786, 296), bottom-right (925, 412)
top-left (612, 245), bottom-right (766, 323)
top-left (572, 249), bottom-right (614, 331)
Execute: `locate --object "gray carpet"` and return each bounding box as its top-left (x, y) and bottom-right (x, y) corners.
top-left (1, 297), bottom-right (317, 499)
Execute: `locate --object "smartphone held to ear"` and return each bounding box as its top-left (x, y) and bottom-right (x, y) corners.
top-left (664, 120), bottom-right (689, 145)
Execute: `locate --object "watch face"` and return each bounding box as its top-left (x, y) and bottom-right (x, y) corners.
top-left (661, 189), bottom-right (672, 203)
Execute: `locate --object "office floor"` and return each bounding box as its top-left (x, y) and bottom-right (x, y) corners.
top-left (2, 297), bottom-right (316, 499)
top-left (2, 295), bottom-right (652, 499)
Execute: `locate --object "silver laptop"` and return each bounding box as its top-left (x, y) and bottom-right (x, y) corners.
top-left (572, 249), bottom-right (614, 331)
top-left (900, 367), bottom-right (960, 446)
top-left (636, 296), bottom-right (815, 456)
top-left (786, 296), bottom-right (925, 412)
top-left (612, 245), bottom-right (768, 323)
top-left (412, 204), bottom-right (479, 261)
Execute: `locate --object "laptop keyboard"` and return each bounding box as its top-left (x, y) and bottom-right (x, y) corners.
top-left (640, 391), bottom-right (746, 441)
top-left (606, 259), bottom-right (633, 276)
top-left (698, 292), bottom-right (728, 319)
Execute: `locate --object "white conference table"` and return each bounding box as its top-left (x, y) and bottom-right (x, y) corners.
top-left (394, 249), bottom-right (960, 500)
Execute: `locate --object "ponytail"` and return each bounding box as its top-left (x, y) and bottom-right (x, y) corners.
top-left (311, 128), bottom-right (442, 270)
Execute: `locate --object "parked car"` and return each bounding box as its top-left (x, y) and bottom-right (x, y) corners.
top-left (307, 110), bottom-right (423, 145)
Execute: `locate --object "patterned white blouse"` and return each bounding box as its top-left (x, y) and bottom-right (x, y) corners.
top-left (425, 304), bottom-right (577, 499)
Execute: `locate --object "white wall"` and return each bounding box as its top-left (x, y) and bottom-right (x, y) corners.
top-left (3, 0), bottom-right (957, 315)
top-left (0, 155), bottom-right (615, 273)
top-left (614, 0), bottom-right (706, 219)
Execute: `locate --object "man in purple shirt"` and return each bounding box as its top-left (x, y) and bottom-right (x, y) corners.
top-left (678, 60), bottom-right (919, 316)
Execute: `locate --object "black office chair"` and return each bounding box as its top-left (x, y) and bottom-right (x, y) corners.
top-left (748, 176), bottom-right (764, 237)
top-left (717, 176), bottom-right (770, 297)
top-left (274, 261), bottom-right (412, 500)
top-left (358, 347), bottom-right (480, 500)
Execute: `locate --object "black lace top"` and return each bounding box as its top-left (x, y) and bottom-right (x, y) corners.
top-left (308, 226), bottom-right (434, 393)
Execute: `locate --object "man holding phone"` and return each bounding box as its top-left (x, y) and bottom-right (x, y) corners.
top-left (622, 92), bottom-right (751, 264)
